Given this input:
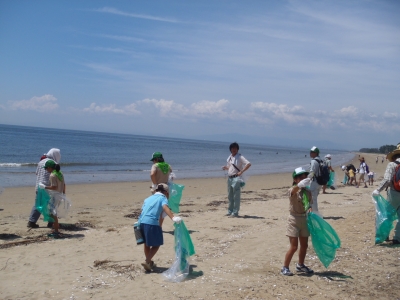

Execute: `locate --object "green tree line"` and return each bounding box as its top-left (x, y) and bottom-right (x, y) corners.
top-left (359, 144), bottom-right (396, 154)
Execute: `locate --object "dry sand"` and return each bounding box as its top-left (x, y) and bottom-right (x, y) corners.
top-left (0, 153), bottom-right (399, 299)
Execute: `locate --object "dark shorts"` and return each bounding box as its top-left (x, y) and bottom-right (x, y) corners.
top-left (140, 223), bottom-right (164, 247)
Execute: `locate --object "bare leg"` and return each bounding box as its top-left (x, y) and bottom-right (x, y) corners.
top-left (144, 244), bottom-right (160, 263)
top-left (283, 237), bottom-right (298, 268)
top-left (51, 215), bottom-right (59, 233)
top-left (298, 236), bottom-right (309, 265)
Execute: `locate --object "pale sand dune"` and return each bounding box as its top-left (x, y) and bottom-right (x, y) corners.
top-left (0, 153), bottom-right (399, 299)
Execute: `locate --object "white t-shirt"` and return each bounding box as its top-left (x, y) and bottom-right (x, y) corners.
top-left (226, 154), bottom-right (250, 176)
top-left (359, 162), bottom-right (367, 174)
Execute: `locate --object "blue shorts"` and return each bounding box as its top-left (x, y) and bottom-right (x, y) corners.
top-left (140, 223), bottom-right (164, 247)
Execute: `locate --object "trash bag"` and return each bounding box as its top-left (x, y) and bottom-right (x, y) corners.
top-left (342, 174), bottom-right (348, 185)
top-left (163, 220), bottom-right (195, 282)
top-left (55, 193), bottom-right (72, 218)
top-left (327, 172), bottom-right (336, 189)
top-left (372, 194), bottom-right (397, 244)
top-left (307, 212), bottom-right (341, 268)
top-left (168, 183), bottom-right (185, 213)
top-left (36, 188), bottom-right (72, 221)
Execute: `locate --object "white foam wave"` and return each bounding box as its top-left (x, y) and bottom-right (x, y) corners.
top-left (0, 163), bottom-right (23, 167)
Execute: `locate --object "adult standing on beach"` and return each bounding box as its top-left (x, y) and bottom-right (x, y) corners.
top-left (222, 142), bottom-right (251, 217)
top-left (356, 157), bottom-right (368, 188)
top-left (373, 143), bottom-right (400, 245)
top-left (322, 154), bottom-right (334, 194)
top-left (138, 183), bottom-right (182, 271)
top-left (308, 146), bottom-right (322, 216)
top-left (150, 152), bottom-right (172, 193)
top-left (150, 152), bottom-right (172, 227)
top-left (27, 148), bottom-right (61, 228)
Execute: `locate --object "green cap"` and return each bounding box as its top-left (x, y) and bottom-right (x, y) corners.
top-left (43, 160), bottom-right (56, 169)
top-left (150, 152), bottom-right (163, 161)
top-left (292, 167), bottom-right (309, 178)
top-left (310, 146), bottom-right (319, 154)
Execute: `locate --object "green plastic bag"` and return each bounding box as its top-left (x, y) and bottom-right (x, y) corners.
top-left (307, 212), bottom-right (341, 268)
top-left (163, 220), bottom-right (195, 282)
top-left (327, 172), bottom-right (335, 188)
top-left (372, 194), bottom-right (398, 244)
top-left (168, 183), bottom-right (185, 213)
top-left (35, 188), bottom-right (54, 222)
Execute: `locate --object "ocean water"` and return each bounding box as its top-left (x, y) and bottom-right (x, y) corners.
top-left (0, 124), bottom-right (354, 188)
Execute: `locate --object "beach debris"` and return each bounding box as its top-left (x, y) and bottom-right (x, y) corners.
top-left (123, 209), bottom-right (141, 219)
top-left (0, 234), bottom-right (49, 249)
top-left (206, 200), bottom-right (227, 207)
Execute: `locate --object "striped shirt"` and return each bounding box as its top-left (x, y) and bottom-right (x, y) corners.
top-left (35, 158), bottom-right (52, 191)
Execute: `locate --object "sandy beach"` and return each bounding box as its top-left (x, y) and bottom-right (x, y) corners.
top-left (0, 152), bottom-right (399, 300)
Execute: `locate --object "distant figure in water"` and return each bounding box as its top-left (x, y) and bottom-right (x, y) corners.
top-left (305, 155), bottom-right (307, 157)
top-left (259, 152), bottom-right (262, 155)
top-left (276, 152), bottom-right (278, 154)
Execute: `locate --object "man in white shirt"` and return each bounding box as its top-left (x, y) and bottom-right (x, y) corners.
top-left (222, 142), bottom-right (251, 217)
top-left (356, 157), bottom-right (368, 188)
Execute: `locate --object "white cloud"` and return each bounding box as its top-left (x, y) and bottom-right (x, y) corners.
top-left (78, 98), bottom-right (400, 134)
top-left (383, 112), bottom-right (398, 119)
top-left (6, 95), bottom-right (58, 112)
top-left (335, 106), bottom-right (359, 117)
top-left (250, 102), bottom-right (306, 123)
top-left (190, 99), bottom-right (229, 115)
top-left (94, 7), bottom-right (179, 23)
top-left (83, 102), bottom-right (140, 115)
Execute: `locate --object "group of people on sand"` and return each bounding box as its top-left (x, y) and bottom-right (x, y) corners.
top-left (26, 141), bottom-right (400, 276)
top-left (341, 156), bottom-right (376, 188)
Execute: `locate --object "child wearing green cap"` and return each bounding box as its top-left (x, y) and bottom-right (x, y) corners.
top-left (281, 167), bottom-right (314, 276)
top-left (40, 160), bottom-right (66, 236)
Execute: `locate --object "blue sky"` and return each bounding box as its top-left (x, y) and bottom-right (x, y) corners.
top-left (0, 0), bottom-right (399, 150)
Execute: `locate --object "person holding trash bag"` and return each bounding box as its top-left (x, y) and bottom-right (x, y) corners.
top-left (149, 152), bottom-right (173, 226)
top-left (39, 160), bottom-right (66, 236)
top-left (150, 152), bottom-right (172, 193)
top-left (138, 183), bottom-right (182, 271)
top-left (222, 142), bottom-right (251, 218)
top-left (308, 146), bottom-right (323, 216)
top-left (27, 148), bottom-right (61, 229)
top-left (372, 142), bottom-right (400, 245)
top-left (281, 167), bottom-right (314, 276)
top-left (322, 154), bottom-right (335, 194)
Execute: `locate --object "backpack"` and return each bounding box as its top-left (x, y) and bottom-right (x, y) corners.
top-left (393, 162), bottom-right (400, 192)
top-left (365, 163), bottom-right (369, 173)
top-left (313, 159), bottom-right (330, 185)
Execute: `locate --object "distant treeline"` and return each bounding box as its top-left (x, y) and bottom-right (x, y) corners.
top-left (359, 144), bottom-right (396, 154)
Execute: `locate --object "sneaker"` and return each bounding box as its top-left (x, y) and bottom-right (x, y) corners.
top-left (229, 213), bottom-right (239, 218)
top-left (225, 213), bottom-right (232, 216)
top-left (27, 221), bottom-right (39, 228)
top-left (296, 263), bottom-right (314, 274)
top-left (281, 267), bottom-right (293, 276)
top-left (141, 261), bottom-right (152, 271)
top-left (150, 261), bottom-right (157, 269)
top-left (330, 186), bottom-right (336, 190)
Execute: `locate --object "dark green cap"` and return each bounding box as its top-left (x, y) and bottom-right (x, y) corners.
top-left (43, 160), bottom-right (56, 169)
top-left (150, 152), bottom-right (163, 161)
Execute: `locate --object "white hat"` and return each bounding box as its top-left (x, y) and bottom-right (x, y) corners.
top-left (341, 165), bottom-right (346, 171)
top-left (325, 154), bottom-right (331, 159)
